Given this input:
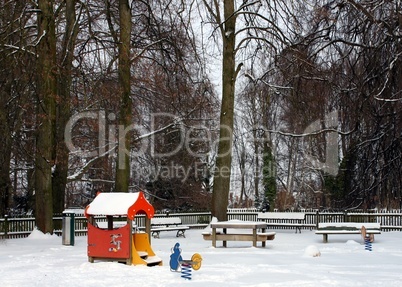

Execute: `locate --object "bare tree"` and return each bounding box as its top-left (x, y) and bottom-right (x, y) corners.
top-left (62, 0), bottom-right (217, 210)
top-left (0, 1), bottom-right (30, 216)
top-left (200, 0), bottom-right (298, 218)
top-left (201, 0), bottom-right (242, 220)
top-left (336, 0), bottom-right (402, 209)
top-left (35, 0), bottom-right (57, 233)
top-left (53, 0), bottom-right (81, 214)
top-left (113, 0), bottom-right (132, 192)
top-left (253, 0), bottom-right (402, 210)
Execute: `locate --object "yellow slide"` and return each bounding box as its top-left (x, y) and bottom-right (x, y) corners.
top-left (131, 233), bottom-right (163, 266)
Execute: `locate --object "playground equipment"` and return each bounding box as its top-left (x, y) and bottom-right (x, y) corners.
top-left (84, 191), bottom-right (162, 266)
top-left (169, 242), bottom-right (202, 280)
top-left (364, 237), bottom-right (373, 251)
top-left (361, 225), bottom-right (373, 251)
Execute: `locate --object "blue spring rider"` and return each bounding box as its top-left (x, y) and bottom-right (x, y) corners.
top-left (169, 242), bottom-right (202, 280)
top-left (361, 226), bottom-right (373, 252)
top-left (364, 237), bottom-right (372, 251)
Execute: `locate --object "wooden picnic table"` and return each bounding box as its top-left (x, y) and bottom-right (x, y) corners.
top-left (203, 220), bottom-right (275, 248)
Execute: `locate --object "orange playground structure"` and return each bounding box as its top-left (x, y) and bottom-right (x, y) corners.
top-left (84, 191), bottom-right (162, 266)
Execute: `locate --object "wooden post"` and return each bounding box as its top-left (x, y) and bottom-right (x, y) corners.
top-left (252, 228), bottom-right (257, 247)
top-left (262, 226), bottom-right (266, 247)
top-left (145, 217), bottom-right (151, 243)
top-left (127, 219), bottom-right (133, 265)
top-left (4, 215), bottom-right (9, 239)
top-left (88, 215), bottom-right (94, 263)
top-left (223, 228), bottom-right (227, 247)
top-left (88, 215), bottom-right (95, 226)
top-left (212, 227), bottom-right (217, 248)
top-left (107, 215), bottom-right (113, 230)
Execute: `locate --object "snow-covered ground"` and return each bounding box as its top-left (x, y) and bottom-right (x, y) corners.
top-left (1, 226), bottom-right (402, 286)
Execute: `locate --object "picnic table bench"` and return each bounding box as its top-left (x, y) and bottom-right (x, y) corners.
top-left (315, 222), bottom-right (381, 243)
top-left (202, 220), bottom-right (275, 247)
top-left (150, 217), bottom-right (189, 238)
top-left (257, 212), bottom-right (310, 233)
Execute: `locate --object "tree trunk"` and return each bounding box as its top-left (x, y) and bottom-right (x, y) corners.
top-left (211, 0), bottom-right (237, 221)
top-left (262, 95), bottom-right (276, 210)
top-left (53, 0), bottom-right (78, 214)
top-left (0, 97), bottom-right (12, 217)
top-left (253, 130), bottom-right (260, 204)
top-left (0, 0), bottom-right (26, 217)
top-left (115, 0), bottom-right (132, 192)
top-left (262, 141), bottom-right (276, 210)
top-left (35, 0), bottom-right (56, 234)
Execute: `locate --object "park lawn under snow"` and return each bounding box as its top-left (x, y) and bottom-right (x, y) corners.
top-left (1, 226), bottom-right (402, 287)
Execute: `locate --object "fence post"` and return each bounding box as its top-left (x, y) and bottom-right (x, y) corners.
top-left (316, 211), bottom-right (319, 229)
top-left (4, 215), bottom-right (9, 239)
top-left (344, 210), bottom-right (348, 222)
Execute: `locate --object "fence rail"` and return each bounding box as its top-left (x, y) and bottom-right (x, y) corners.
top-left (1, 210), bottom-right (401, 239)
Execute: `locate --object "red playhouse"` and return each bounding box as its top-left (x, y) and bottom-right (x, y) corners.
top-left (84, 191), bottom-right (162, 266)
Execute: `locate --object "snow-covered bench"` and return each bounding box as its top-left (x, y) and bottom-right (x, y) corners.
top-left (202, 220), bottom-right (275, 247)
top-left (316, 222), bottom-right (381, 243)
top-left (150, 217), bottom-right (189, 238)
top-left (202, 232), bottom-right (276, 246)
top-left (257, 212), bottom-right (310, 233)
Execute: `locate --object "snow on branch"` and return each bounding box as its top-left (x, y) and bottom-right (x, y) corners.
top-left (67, 116), bottom-right (185, 182)
top-left (67, 145), bottom-right (117, 182)
top-left (262, 127), bottom-right (353, 138)
top-left (374, 52), bottom-right (402, 102)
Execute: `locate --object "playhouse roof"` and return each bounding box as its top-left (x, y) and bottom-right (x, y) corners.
top-left (84, 191), bottom-right (154, 220)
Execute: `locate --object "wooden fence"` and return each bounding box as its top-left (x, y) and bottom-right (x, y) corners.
top-left (1, 209), bottom-right (401, 239)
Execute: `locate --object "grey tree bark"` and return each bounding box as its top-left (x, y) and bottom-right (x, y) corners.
top-left (35, 0), bottom-right (57, 233)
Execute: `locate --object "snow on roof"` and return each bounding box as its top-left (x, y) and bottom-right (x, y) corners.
top-left (85, 192), bottom-right (154, 219)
